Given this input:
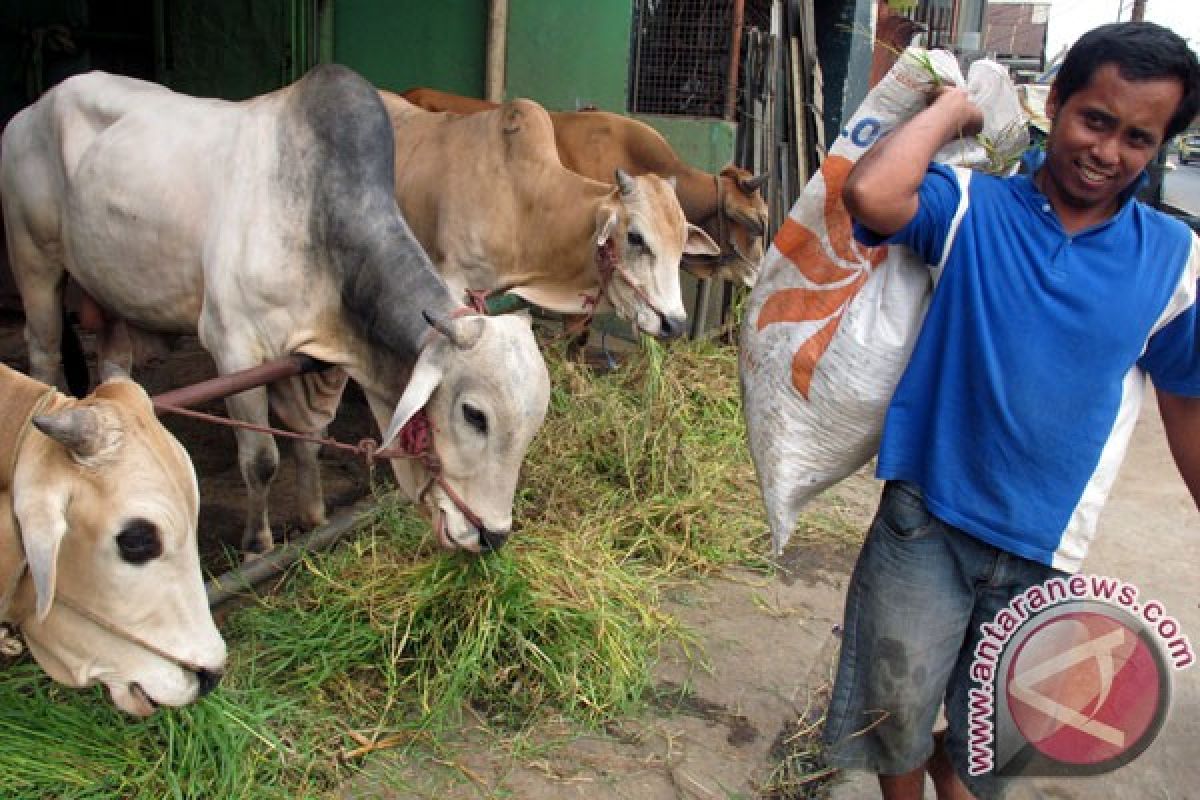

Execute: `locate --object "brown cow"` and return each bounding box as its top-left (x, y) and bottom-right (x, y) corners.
top-left (378, 91), bottom-right (719, 339)
top-left (399, 87), bottom-right (767, 286)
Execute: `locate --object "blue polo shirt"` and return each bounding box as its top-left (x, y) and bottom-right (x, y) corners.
top-left (858, 159), bottom-right (1200, 571)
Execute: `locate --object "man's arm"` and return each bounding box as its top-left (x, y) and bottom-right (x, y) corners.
top-left (842, 86), bottom-right (985, 237)
top-left (1157, 388), bottom-right (1200, 509)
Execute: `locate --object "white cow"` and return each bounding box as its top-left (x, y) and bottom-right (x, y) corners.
top-left (0, 65), bottom-right (552, 556)
top-left (0, 363), bottom-right (226, 716)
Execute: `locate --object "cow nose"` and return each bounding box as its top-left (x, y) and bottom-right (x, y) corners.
top-left (479, 527), bottom-right (510, 552)
top-left (195, 667), bottom-right (224, 698)
top-left (659, 313), bottom-right (686, 340)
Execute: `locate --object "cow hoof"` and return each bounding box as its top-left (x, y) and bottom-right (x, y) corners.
top-left (299, 509), bottom-right (327, 531)
top-left (242, 531), bottom-right (276, 559)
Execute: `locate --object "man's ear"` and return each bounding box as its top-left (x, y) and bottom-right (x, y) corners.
top-left (1046, 83), bottom-right (1060, 121)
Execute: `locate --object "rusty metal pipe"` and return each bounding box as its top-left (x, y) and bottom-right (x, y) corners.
top-left (151, 354), bottom-right (328, 411)
top-left (726, 0), bottom-right (745, 121)
top-left (205, 496), bottom-right (375, 607)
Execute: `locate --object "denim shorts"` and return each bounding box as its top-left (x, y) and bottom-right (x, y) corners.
top-left (821, 481), bottom-right (1063, 799)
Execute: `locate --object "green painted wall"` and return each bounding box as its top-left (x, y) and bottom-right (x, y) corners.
top-left (504, 0), bottom-right (630, 111)
top-left (324, 2), bottom-right (733, 174)
top-left (329, 0), bottom-right (486, 96)
top-left (503, 2), bottom-right (733, 174)
top-left (633, 115), bottom-right (736, 174)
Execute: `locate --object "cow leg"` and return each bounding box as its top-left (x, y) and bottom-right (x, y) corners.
top-left (221, 385), bottom-right (280, 556)
top-left (267, 368), bottom-right (350, 531)
top-left (6, 237), bottom-right (68, 389)
top-left (562, 314), bottom-right (591, 361)
top-left (93, 314), bottom-right (135, 383)
top-left (291, 439), bottom-right (326, 529)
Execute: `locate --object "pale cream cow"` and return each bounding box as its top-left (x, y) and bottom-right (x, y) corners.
top-left (1, 364), bottom-right (226, 716)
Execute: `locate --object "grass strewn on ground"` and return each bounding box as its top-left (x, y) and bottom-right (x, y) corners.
top-left (0, 337), bottom-right (826, 799)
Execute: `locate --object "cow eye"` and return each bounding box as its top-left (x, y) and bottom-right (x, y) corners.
top-left (627, 230), bottom-right (646, 249)
top-left (116, 519), bottom-right (163, 564)
top-left (463, 403), bottom-right (488, 434)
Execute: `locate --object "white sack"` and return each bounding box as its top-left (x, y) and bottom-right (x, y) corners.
top-left (739, 49), bottom-right (1028, 555)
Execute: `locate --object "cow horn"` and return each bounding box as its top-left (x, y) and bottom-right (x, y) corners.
top-left (615, 168), bottom-right (636, 196)
top-left (33, 406), bottom-right (121, 462)
top-left (738, 173), bottom-right (768, 193)
top-left (422, 309), bottom-right (483, 351)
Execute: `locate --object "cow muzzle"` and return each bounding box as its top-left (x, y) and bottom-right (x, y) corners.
top-left (656, 312), bottom-right (687, 340)
top-left (431, 499), bottom-right (511, 554)
top-left (122, 666), bottom-right (223, 716)
top-left (623, 293), bottom-right (686, 340)
top-left (479, 526), bottom-right (510, 552)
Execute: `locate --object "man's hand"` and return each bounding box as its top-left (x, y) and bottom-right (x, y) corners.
top-left (929, 85), bottom-right (985, 139)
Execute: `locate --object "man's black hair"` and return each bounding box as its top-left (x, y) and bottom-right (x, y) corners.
top-left (1054, 21), bottom-right (1200, 141)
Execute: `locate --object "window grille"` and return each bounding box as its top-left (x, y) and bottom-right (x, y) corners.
top-left (629, 0), bottom-right (736, 118)
top-left (902, 0), bottom-right (957, 50)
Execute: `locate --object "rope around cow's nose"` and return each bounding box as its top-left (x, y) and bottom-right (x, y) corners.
top-left (13, 580), bottom-right (209, 674)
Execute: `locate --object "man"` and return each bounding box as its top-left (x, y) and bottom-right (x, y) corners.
top-left (822, 22), bottom-right (1200, 799)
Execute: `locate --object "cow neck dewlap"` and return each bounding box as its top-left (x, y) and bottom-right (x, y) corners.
top-left (505, 282), bottom-right (602, 315)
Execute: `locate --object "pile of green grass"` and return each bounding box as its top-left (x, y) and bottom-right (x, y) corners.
top-left (0, 337), bottom-right (775, 798)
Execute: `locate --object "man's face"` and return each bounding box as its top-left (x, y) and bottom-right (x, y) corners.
top-left (1042, 63), bottom-right (1182, 223)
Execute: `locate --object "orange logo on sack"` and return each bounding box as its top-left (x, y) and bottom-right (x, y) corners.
top-left (755, 155), bottom-right (887, 397)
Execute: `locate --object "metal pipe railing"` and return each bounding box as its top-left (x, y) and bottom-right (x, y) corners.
top-left (151, 354), bottom-right (328, 410)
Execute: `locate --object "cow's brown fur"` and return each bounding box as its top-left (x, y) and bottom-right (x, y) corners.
top-left (0, 366), bottom-right (55, 612)
top-left (379, 91), bottom-right (714, 338)
top-left (398, 87), bottom-right (768, 284)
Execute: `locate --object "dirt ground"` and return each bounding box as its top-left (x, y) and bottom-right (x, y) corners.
top-left (334, 391), bottom-right (1200, 800)
top-left (336, 472), bottom-right (875, 800)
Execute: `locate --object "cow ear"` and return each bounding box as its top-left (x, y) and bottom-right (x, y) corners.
top-left (379, 343), bottom-right (444, 450)
top-left (32, 406), bottom-right (122, 465)
top-left (683, 223), bottom-right (721, 257)
top-left (13, 492), bottom-right (69, 620)
top-left (594, 207), bottom-right (619, 247)
top-left (729, 206), bottom-right (767, 237)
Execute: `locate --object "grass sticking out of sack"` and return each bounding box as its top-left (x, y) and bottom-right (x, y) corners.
top-left (0, 337), bottom-right (779, 798)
